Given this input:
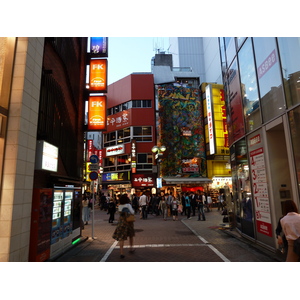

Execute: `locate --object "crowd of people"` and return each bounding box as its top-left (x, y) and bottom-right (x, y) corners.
top-left (96, 190), bottom-right (226, 222)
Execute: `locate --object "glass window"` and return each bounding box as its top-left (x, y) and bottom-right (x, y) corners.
top-left (219, 37), bottom-right (227, 79)
top-left (122, 102), bottom-right (128, 111)
top-left (289, 107), bottom-right (300, 194)
top-left (237, 37), bottom-right (247, 49)
top-left (123, 127), bottom-right (130, 137)
top-left (226, 58), bottom-right (245, 144)
top-left (277, 37), bottom-right (300, 108)
top-left (225, 37), bottom-right (236, 67)
top-left (238, 38), bottom-right (261, 132)
top-left (253, 37), bottom-right (285, 122)
top-left (133, 127), bottom-right (142, 135)
top-left (132, 100), bottom-right (142, 108)
top-left (117, 155), bottom-right (130, 165)
top-left (142, 126), bottom-right (152, 135)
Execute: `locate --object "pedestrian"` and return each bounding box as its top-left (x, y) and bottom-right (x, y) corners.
top-left (100, 193), bottom-right (107, 210)
top-left (82, 196), bottom-right (90, 225)
top-left (181, 192), bottom-right (186, 215)
top-left (190, 191), bottom-right (197, 216)
top-left (158, 195), bottom-right (168, 220)
top-left (152, 193), bottom-right (159, 216)
top-left (132, 193), bottom-right (139, 213)
top-left (139, 192), bottom-right (148, 219)
top-left (107, 198), bottom-right (116, 223)
top-left (171, 196), bottom-right (179, 221)
top-left (196, 190), bottom-right (206, 221)
top-left (218, 193), bottom-right (224, 211)
top-left (185, 192), bottom-right (191, 219)
top-left (207, 193), bottom-right (212, 212)
top-left (280, 200), bottom-right (300, 262)
top-left (112, 194), bottom-right (135, 259)
top-left (166, 192), bottom-right (174, 216)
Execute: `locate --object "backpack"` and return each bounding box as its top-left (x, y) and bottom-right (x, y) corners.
top-left (293, 236), bottom-right (300, 256)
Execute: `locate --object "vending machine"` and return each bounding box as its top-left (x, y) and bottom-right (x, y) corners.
top-left (29, 188), bottom-right (53, 262)
top-left (51, 188), bottom-right (74, 244)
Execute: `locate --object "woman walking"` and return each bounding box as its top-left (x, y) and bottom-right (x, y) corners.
top-left (279, 200), bottom-right (300, 262)
top-left (112, 194), bottom-right (135, 259)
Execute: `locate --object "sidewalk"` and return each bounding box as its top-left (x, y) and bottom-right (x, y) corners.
top-left (51, 206), bottom-right (284, 262)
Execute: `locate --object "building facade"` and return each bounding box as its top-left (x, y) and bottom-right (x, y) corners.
top-left (0, 37), bottom-right (87, 262)
top-left (220, 37), bottom-right (300, 251)
top-left (102, 73), bottom-right (156, 196)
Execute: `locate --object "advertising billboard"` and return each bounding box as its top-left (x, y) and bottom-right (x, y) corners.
top-left (88, 95), bottom-right (106, 131)
top-left (89, 37), bottom-right (108, 57)
top-left (89, 58), bottom-right (107, 92)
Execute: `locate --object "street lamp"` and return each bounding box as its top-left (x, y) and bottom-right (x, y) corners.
top-left (152, 145), bottom-right (166, 191)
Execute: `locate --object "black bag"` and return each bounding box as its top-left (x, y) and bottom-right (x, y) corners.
top-left (293, 236), bottom-right (300, 256)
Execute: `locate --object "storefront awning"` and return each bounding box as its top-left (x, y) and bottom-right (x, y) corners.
top-left (163, 177), bottom-right (213, 185)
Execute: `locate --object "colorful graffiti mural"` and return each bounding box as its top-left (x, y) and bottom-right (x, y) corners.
top-left (157, 84), bottom-right (206, 177)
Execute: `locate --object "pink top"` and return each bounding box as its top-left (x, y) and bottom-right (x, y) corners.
top-left (280, 212), bottom-right (300, 240)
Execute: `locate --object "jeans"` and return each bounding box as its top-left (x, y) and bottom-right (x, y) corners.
top-left (198, 204), bottom-right (205, 220)
top-left (162, 208), bottom-right (168, 219)
top-left (142, 205), bottom-right (147, 219)
top-left (186, 206), bottom-right (191, 218)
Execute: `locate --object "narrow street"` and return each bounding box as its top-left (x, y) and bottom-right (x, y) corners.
top-left (52, 207), bottom-right (283, 262)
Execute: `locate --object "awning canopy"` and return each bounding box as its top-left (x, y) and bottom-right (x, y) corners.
top-left (163, 177), bottom-right (213, 185)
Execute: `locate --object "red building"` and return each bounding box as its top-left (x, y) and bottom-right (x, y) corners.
top-left (102, 73), bottom-right (156, 196)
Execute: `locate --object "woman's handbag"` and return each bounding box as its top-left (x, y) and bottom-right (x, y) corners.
top-left (178, 205), bottom-right (183, 213)
top-left (126, 213), bottom-right (135, 222)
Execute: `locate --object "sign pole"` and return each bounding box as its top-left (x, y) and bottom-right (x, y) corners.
top-left (92, 181), bottom-right (96, 239)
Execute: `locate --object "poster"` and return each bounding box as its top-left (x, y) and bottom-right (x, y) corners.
top-left (250, 147), bottom-right (272, 237)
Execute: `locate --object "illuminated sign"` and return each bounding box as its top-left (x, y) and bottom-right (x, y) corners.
top-left (89, 37), bottom-right (108, 57)
top-left (88, 95), bottom-right (106, 131)
top-left (131, 139), bottom-right (136, 173)
top-left (205, 84), bottom-right (229, 156)
top-left (106, 144), bottom-right (125, 156)
top-left (206, 84), bottom-right (215, 155)
top-left (107, 110), bottom-right (131, 131)
top-left (35, 140), bottom-right (58, 172)
top-left (132, 174), bottom-right (154, 187)
top-left (102, 172), bottom-right (130, 182)
top-left (181, 157), bottom-right (200, 173)
top-left (89, 59), bottom-right (107, 92)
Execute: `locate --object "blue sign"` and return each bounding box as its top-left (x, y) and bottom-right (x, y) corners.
top-left (90, 155), bottom-right (99, 164)
top-left (89, 171), bottom-right (98, 181)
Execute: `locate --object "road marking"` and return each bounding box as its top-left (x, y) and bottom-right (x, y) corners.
top-left (100, 240), bottom-right (118, 262)
top-left (182, 219), bottom-right (231, 262)
top-left (100, 221), bottom-right (231, 262)
top-left (116, 243), bottom-right (206, 248)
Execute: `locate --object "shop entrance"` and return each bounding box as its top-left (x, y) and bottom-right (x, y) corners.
top-left (265, 117), bottom-right (293, 236)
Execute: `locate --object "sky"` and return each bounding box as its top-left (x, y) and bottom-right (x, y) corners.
top-left (107, 37), bottom-right (170, 85)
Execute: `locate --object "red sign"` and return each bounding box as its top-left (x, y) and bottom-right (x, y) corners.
top-left (88, 95), bottom-right (106, 131)
top-left (132, 174), bottom-right (155, 187)
top-left (89, 59), bottom-right (107, 92)
top-left (107, 110), bottom-right (131, 131)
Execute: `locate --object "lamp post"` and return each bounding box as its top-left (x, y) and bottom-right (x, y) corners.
top-left (152, 145), bottom-right (166, 192)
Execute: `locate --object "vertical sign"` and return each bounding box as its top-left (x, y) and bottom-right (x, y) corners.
top-left (90, 37), bottom-right (108, 57)
top-left (206, 84), bottom-right (215, 155)
top-left (131, 139), bottom-right (137, 173)
top-left (89, 59), bottom-right (107, 92)
top-left (88, 95), bottom-right (106, 131)
top-left (249, 136), bottom-right (272, 237)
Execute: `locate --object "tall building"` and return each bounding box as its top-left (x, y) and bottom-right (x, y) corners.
top-left (169, 37), bottom-right (222, 84)
top-left (0, 37), bottom-right (87, 262)
top-left (102, 73), bottom-right (156, 196)
top-left (220, 37), bottom-right (300, 252)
